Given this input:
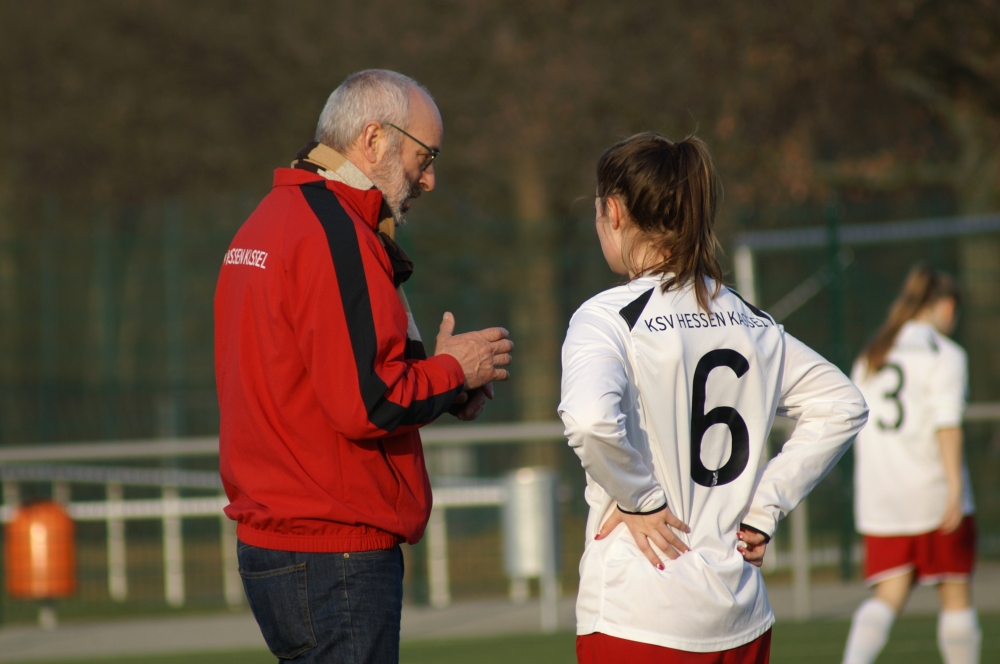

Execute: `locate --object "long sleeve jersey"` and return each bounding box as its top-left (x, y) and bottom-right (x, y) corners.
top-left (852, 320), bottom-right (974, 535)
top-left (215, 168), bottom-right (465, 553)
top-left (558, 276), bottom-right (868, 652)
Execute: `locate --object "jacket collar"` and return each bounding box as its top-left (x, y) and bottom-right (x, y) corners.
top-left (288, 141), bottom-right (397, 237)
top-left (272, 168), bottom-right (382, 232)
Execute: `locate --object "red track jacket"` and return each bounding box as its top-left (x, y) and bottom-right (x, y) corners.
top-left (215, 168), bottom-right (465, 552)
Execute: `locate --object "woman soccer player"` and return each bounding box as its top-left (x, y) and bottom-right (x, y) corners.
top-left (559, 132), bottom-right (868, 663)
top-left (842, 266), bottom-right (980, 664)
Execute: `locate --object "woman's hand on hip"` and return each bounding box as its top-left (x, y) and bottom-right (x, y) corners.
top-left (596, 504), bottom-right (690, 569)
top-left (737, 527), bottom-right (768, 567)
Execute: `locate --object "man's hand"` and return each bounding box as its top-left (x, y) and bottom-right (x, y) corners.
top-left (435, 312), bottom-right (512, 389)
top-left (737, 526), bottom-right (768, 567)
top-left (449, 383), bottom-right (494, 421)
top-left (595, 505), bottom-right (690, 569)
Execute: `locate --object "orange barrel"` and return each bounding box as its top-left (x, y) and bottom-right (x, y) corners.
top-left (5, 500), bottom-right (76, 598)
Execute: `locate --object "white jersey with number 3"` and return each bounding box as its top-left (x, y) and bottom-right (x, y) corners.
top-left (852, 320), bottom-right (974, 536)
top-left (559, 275), bottom-right (867, 652)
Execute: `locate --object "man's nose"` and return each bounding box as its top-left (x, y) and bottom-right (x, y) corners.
top-left (420, 165), bottom-right (435, 192)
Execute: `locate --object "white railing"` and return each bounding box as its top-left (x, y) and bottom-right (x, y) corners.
top-left (0, 421), bottom-right (568, 625)
top-left (424, 480), bottom-right (508, 609)
top-left (0, 473), bottom-right (518, 613)
top-left (0, 467), bottom-right (236, 610)
top-left (2, 412), bottom-right (996, 623)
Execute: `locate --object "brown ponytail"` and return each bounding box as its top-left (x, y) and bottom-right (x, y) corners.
top-left (860, 263), bottom-right (961, 374)
top-left (596, 132), bottom-right (724, 311)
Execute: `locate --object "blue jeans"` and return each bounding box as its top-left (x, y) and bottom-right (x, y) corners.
top-left (237, 541), bottom-right (404, 663)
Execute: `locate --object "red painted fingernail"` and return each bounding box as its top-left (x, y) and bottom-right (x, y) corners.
top-left (595, 534), bottom-right (601, 540)
top-left (657, 563), bottom-right (664, 570)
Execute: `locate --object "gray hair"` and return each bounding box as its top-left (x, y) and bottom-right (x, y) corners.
top-left (315, 69), bottom-right (427, 152)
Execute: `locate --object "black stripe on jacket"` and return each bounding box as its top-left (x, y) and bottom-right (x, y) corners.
top-left (300, 183), bottom-right (462, 431)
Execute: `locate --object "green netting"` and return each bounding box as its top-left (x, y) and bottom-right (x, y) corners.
top-left (0, 198), bottom-right (997, 620)
top-left (746, 217), bottom-right (1000, 573)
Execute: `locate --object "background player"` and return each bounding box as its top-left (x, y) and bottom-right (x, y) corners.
top-left (842, 265), bottom-right (980, 664)
top-left (559, 132), bottom-right (869, 663)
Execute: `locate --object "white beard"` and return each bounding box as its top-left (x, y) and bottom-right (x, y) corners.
top-left (370, 148), bottom-right (420, 227)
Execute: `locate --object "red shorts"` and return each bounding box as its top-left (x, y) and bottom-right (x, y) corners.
top-left (576, 629), bottom-right (771, 664)
top-left (864, 516), bottom-right (977, 585)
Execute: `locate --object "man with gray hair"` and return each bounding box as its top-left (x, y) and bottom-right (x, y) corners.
top-left (215, 69), bottom-right (512, 663)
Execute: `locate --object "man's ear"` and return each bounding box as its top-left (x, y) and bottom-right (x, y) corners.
top-left (360, 122), bottom-right (383, 164)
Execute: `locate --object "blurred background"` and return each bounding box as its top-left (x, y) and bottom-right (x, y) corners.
top-left (0, 0), bottom-right (998, 638)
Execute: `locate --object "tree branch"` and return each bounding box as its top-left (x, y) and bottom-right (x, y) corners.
top-left (887, 68), bottom-right (959, 123)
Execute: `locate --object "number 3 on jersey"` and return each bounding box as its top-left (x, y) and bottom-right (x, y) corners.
top-left (690, 349), bottom-right (750, 488)
top-left (876, 363), bottom-right (904, 431)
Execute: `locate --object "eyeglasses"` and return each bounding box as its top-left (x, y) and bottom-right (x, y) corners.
top-left (384, 122), bottom-right (440, 171)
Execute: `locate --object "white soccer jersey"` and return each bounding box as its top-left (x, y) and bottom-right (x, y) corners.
top-left (559, 275), bottom-right (867, 652)
top-left (852, 320), bottom-right (974, 536)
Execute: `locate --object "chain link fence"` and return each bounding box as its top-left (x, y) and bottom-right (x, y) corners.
top-left (738, 211), bottom-right (1000, 578)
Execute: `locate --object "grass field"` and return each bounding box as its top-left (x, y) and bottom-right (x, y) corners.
top-left (17, 613), bottom-right (999, 663)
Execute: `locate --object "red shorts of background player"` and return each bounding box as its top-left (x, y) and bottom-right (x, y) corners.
top-left (864, 516), bottom-right (977, 586)
top-left (576, 629), bottom-right (771, 664)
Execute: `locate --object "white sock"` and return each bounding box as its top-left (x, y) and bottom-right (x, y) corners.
top-left (938, 608), bottom-right (981, 664)
top-left (842, 598), bottom-right (896, 664)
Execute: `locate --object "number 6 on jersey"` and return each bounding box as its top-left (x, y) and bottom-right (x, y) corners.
top-left (691, 349), bottom-right (751, 488)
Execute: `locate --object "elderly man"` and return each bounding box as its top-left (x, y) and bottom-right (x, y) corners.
top-left (214, 70), bottom-right (512, 663)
